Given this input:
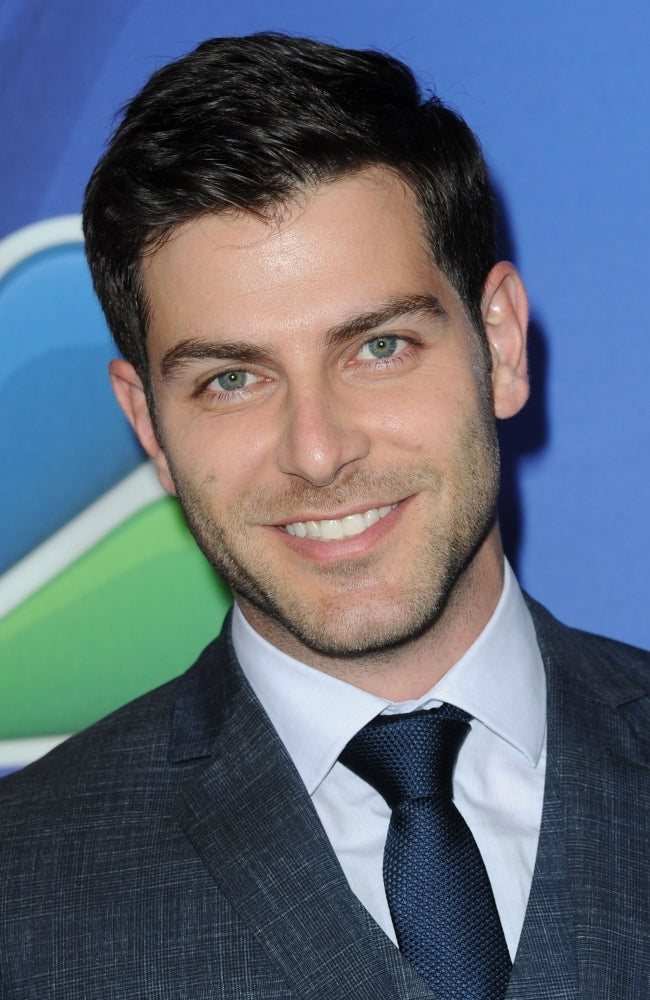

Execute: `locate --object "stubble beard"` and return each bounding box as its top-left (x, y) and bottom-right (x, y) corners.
top-left (165, 412), bottom-right (501, 665)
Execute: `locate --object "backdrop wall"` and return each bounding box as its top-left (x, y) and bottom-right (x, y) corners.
top-left (1, 0), bottom-right (648, 769)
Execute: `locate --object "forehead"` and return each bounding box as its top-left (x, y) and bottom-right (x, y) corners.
top-left (142, 168), bottom-right (459, 354)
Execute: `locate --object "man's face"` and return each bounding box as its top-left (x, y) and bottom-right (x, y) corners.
top-left (124, 169), bottom-right (524, 670)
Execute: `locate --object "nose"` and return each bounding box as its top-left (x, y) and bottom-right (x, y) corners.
top-left (276, 381), bottom-right (370, 487)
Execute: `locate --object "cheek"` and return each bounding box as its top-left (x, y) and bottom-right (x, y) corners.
top-left (168, 410), bottom-right (278, 494)
top-left (364, 378), bottom-right (475, 453)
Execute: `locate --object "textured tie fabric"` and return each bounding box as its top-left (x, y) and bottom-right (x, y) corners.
top-left (340, 704), bottom-right (511, 1000)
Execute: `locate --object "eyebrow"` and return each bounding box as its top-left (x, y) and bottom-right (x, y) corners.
top-left (160, 340), bottom-right (275, 380)
top-left (323, 294), bottom-right (447, 349)
top-left (159, 293), bottom-right (447, 381)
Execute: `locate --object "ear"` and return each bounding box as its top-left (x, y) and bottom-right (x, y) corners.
top-left (481, 262), bottom-right (529, 419)
top-left (108, 359), bottom-right (177, 495)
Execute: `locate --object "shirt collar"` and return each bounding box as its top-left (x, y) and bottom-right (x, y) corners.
top-left (231, 561), bottom-right (546, 796)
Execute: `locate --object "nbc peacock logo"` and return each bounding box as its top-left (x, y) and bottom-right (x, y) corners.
top-left (0, 218), bottom-right (231, 776)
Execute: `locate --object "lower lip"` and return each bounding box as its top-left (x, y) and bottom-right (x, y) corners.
top-left (270, 498), bottom-right (411, 562)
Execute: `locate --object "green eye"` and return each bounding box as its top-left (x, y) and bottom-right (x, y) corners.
top-left (217, 370), bottom-right (250, 391)
top-left (360, 336), bottom-right (400, 360)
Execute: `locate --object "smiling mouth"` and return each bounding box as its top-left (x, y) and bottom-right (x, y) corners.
top-left (283, 503), bottom-right (398, 541)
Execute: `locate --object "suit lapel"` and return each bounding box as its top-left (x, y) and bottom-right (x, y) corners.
top-left (170, 624), bottom-right (437, 1000)
top-left (517, 600), bottom-right (650, 999)
top-left (506, 701), bottom-right (578, 999)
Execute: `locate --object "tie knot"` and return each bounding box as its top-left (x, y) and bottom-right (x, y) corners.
top-left (340, 704), bottom-right (471, 809)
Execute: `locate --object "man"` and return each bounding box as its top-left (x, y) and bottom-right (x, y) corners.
top-left (1, 32), bottom-right (647, 1000)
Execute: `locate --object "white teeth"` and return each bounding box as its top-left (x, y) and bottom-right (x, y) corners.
top-left (320, 519), bottom-right (345, 540)
top-left (284, 504), bottom-right (397, 542)
top-left (342, 513), bottom-right (366, 536)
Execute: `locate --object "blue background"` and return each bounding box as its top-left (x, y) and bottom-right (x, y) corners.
top-left (2, 0), bottom-right (648, 649)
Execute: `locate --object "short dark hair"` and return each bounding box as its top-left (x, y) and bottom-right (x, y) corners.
top-left (83, 32), bottom-right (496, 382)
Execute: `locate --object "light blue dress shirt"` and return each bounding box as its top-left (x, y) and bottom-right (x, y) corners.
top-left (232, 561), bottom-right (546, 959)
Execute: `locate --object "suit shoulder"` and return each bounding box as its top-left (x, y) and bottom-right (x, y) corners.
top-left (0, 671), bottom-right (178, 806)
top-left (527, 594), bottom-right (650, 694)
top-left (0, 626), bottom-right (231, 814)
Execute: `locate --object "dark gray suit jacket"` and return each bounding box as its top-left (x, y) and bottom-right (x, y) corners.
top-left (1, 599), bottom-right (648, 998)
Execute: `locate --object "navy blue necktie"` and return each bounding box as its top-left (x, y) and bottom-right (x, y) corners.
top-left (340, 704), bottom-right (511, 1000)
